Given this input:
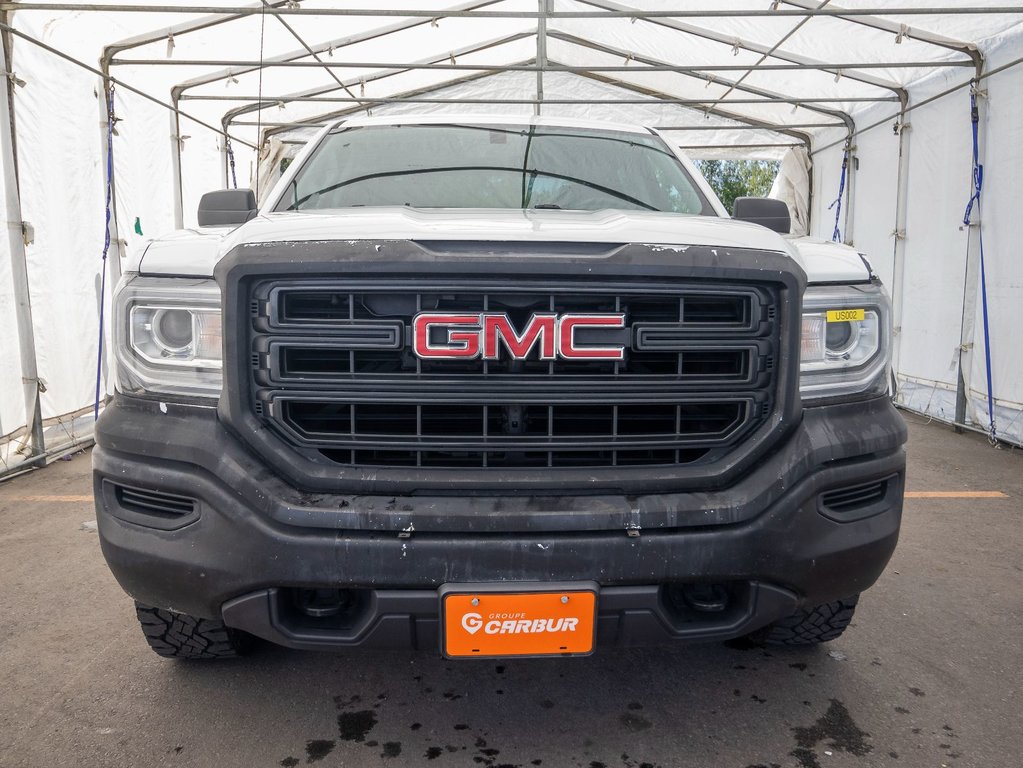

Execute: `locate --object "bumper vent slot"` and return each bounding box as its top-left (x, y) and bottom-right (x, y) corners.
top-left (819, 477), bottom-right (894, 521)
top-left (116, 486), bottom-right (195, 518)
top-left (105, 482), bottom-right (199, 530)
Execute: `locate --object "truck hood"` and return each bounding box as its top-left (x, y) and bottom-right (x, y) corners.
top-left (135, 207), bottom-right (871, 283)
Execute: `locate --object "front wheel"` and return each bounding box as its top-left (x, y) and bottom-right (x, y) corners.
top-left (135, 602), bottom-right (253, 659)
top-left (755, 594), bottom-right (860, 646)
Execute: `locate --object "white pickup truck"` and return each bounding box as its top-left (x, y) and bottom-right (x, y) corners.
top-left (94, 115), bottom-right (905, 660)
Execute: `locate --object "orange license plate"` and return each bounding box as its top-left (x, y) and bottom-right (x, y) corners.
top-left (442, 586), bottom-right (597, 659)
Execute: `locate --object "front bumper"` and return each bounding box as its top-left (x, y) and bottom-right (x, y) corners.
top-left (94, 394), bottom-right (906, 650)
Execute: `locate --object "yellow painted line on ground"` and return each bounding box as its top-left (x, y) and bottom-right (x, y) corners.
top-left (3, 495), bottom-right (93, 502)
top-left (904, 491), bottom-right (1008, 498)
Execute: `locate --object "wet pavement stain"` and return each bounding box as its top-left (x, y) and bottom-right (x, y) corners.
top-left (279, 759), bottom-right (299, 767)
top-left (336, 710), bottom-right (378, 743)
top-left (941, 724), bottom-right (963, 759)
top-left (303, 740), bottom-right (335, 763)
top-left (381, 741), bottom-right (402, 758)
top-left (790, 699), bottom-right (872, 768)
top-left (425, 746), bottom-right (443, 760)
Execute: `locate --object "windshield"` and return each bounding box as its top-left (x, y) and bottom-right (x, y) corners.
top-left (275, 123), bottom-right (713, 215)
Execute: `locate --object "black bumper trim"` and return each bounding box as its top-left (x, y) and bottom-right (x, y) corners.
top-left (94, 393), bottom-right (905, 533)
top-left (93, 394), bottom-right (905, 624)
top-left (220, 583), bottom-right (799, 651)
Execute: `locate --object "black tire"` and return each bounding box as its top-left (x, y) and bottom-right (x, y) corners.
top-left (758, 594), bottom-right (860, 646)
top-left (135, 602), bottom-right (253, 659)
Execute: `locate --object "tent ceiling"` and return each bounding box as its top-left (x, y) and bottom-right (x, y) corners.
top-left (5, 0), bottom-right (1021, 157)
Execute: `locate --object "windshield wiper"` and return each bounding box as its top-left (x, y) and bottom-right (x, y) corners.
top-left (291, 166), bottom-right (659, 212)
top-left (533, 204), bottom-right (562, 209)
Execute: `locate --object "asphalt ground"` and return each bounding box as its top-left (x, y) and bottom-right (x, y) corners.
top-left (0, 412), bottom-right (1020, 768)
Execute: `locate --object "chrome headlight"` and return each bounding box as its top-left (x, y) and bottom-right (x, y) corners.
top-left (114, 275), bottom-right (223, 399)
top-left (800, 282), bottom-right (891, 401)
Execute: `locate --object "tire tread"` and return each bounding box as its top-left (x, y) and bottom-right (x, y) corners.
top-left (134, 602), bottom-right (250, 659)
top-left (762, 594), bottom-right (859, 646)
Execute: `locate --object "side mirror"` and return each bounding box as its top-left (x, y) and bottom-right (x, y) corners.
top-left (732, 197), bottom-right (790, 235)
top-left (197, 189), bottom-right (257, 227)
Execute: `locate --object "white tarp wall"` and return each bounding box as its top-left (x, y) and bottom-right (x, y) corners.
top-left (808, 28), bottom-right (1023, 444)
top-left (2, 1), bottom-right (1022, 475)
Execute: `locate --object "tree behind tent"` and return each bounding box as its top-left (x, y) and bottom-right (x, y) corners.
top-left (695, 160), bottom-right (779, 214)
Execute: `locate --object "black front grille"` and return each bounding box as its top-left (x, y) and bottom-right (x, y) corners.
top-left (246, 279), bottom-right (780, 469)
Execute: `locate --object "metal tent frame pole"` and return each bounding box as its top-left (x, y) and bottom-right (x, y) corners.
top-left (1, 16), bottom-right (45, 467)
top-left (257, 0), bottom-right (367, 111)
top-left (159, 1), bottom-right (502, 95)
top-left (256, 64), bottom-right (536, 142)
top-left (182, 94), bottom-right (899, 105)
top-left (216, 31), bottom-right (536, 138)
top-left (780, 0), bottom-right (983, 69)
top-left (114, 58), bottom-right (975, 72)
top-left (246, 57), bottom-right (814, 153)
top-left (4, 4), bottom-right (1021, 18)
top-left (811, 54), bottom-right (1023, 155)
top-left (159, 0), bottom-right (503, 187)
top-left (536, 0), bottom-right (548, 115)
top-left (101, 5), bottom-right (285, 226)
top-left (545, 32), bottom-right (853, 132)
top-left (578, 0), bottom-right (911, 101)
top-left (231, 120), bottom-right (842, 131)
top-left (0, 23), bottom-right (255, 148)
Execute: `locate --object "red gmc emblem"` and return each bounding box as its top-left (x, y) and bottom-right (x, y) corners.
top-left (413, 312), bottom-right (626, 361)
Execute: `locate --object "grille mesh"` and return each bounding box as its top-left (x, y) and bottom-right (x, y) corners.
top-left (248, 279), bottom-right (779, 469)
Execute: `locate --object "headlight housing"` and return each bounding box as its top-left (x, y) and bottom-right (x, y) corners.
top-left (114, 275), bottom-right (223, 399)
top-left (800, 282), bottom-right (891, 401)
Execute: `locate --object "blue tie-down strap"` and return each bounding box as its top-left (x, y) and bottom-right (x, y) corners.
top-left (95, 84), bottom-right (116, 422)
top-left (827, 149), bottom-right (849, 242)
top-left (226, 139), bottom-right (238, 189)
top-left (962, 90), bottom-right (996, 443)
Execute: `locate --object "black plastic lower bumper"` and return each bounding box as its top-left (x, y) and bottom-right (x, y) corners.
top-left (220, 582), bottom-right (800, 652)
top-left (93, 394), bottom-right (906, 649)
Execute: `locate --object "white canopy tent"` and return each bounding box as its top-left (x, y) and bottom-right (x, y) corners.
top-left (1, 1), bottom-right (1022, 477)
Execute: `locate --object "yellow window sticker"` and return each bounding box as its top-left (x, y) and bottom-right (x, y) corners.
top-left (827, 308), bottom-right (865, 322)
